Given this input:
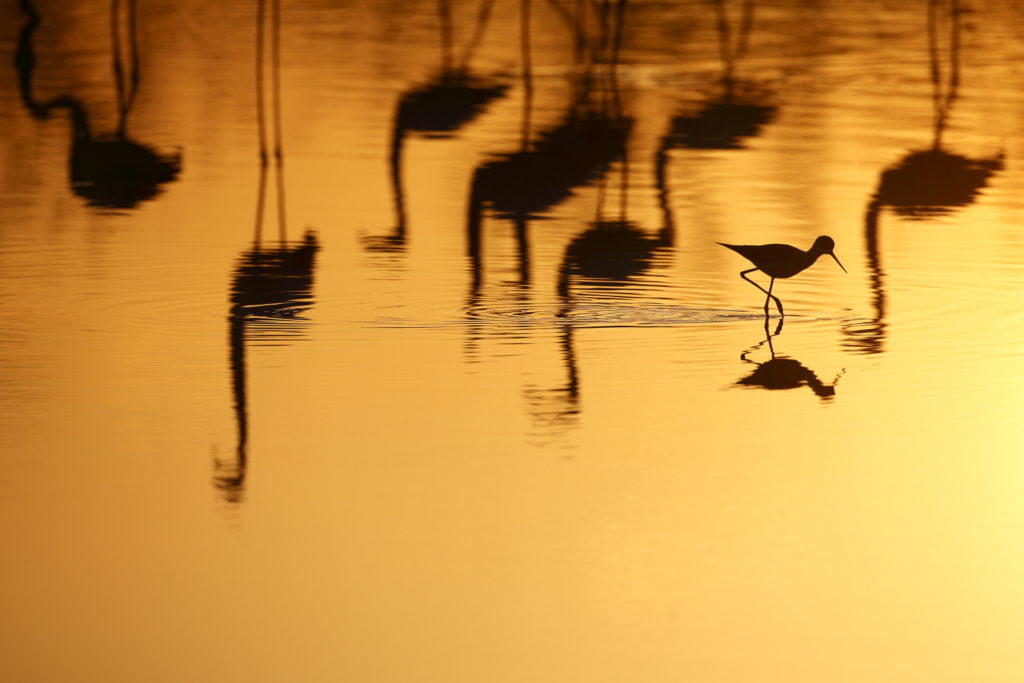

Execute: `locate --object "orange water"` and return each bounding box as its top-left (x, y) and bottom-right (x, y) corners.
top-left (3, 1), bottom-right (1024, 681)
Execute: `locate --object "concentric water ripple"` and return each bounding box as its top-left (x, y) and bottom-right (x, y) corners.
top-left (364, 302), bottom-right (766, 330)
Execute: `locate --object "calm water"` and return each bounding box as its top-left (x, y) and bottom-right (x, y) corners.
top-left (4, 0), bottom-right (1024, 681)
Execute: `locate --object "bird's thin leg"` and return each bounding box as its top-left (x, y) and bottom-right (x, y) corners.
top-left (739, 268), bottom-right (769, 295)
top-left (740, 269), bottom-right (785, 317)
top-left (766, 277), bottom-right (784, 317)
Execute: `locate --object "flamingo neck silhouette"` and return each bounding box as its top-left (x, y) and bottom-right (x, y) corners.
top-left (46, 95), bottom-right (94, 141)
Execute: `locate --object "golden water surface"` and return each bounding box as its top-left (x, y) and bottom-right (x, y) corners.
top-left (3, 0), bottom-right (1024, 681)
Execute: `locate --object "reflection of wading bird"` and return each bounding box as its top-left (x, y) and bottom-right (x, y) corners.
top-left (653, 0), bottom-right (775, 289)
top-left (558, 157), bottom-right (672, 296)
top-left (216, 0), bottom-right (320, 504)
top-left (364, 0), bottom-right (508, 252)
top-left (221, 234), bottom-right (319, 504)
top-left (466, 0), bottom-right (631, 293)
top-left (531, 142), bottom-right (675, 433)
top-left (871, 0), bottom-right (1002, 219)
top-left (465, 0), bottom-right (632, 430)
top-left (844, 0), bottom-right (1001, 355)
top-left (14, 0), bottom-right (180, 209)
top-left (719, 236), bottom-right (846, 322)
top-left (659, 0), bottom-right (774, 153)
top-left (735, 330), bottom-right (842, 402)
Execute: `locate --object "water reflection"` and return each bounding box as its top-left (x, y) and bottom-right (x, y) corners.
top-left (215, 0), bottom-right (320, 504)
top-left (11, 1), bottom-right (1024, 678)
top-left (524, 150), bottom-right (674, 436)
top-left (521, 323), bottom-right (581, 438)
top-left (14, 0), bottom-right (181, 209)
top-left (873, 0), bottom-right (1002, 220)
top-left (14, 0), bottom-right (47, 119)
top-left (558, 165), bottom-right (672, 288)
top-left (221, 230), bottom-right (319, 503)
top-left (467, 0), bottom-right (631, 294)
top-left (464, 1), bottom-right (646, 433)
top-left (660, 0), bottom-right (775, 152)
top-left (735, 329), bottom-right (842, 401)
top-left (364, 0), bottom-right (509, 252)
top-left (844, 0), bottom-right (1002, 355)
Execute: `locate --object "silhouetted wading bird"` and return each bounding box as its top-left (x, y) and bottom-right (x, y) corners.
top-left (719, 236), bottom-right (846, 316)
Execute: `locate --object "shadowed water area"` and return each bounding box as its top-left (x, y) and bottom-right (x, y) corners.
top-left (3, 0), bottom-right (1024, 681)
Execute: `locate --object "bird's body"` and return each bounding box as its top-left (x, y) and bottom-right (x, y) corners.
top-left (718, 241), bottom-right (821, 279)
top-left (719, 235), bottom-right (846, 318)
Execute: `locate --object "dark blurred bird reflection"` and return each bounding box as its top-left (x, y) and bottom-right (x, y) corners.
top-left (559, 160), bottom-right (672, 292)
top-left (528, 147), bottom-right (675, 436)
top-left (215, 0), bottom-right (320, 505)
top-left (845, 0), bottom-right (1001, 356)
top-left (660, 0), bottom-right (775, 153)
top-left (364, 0), bottom-right (509, 252)
top-left (15, 0), bottom-right (181, 210)
top-left (219, 232), bottom-right (320, 504)
top-left (464, 0), bottom-right (640, 402)
top-left (735, 331), bottom-right (841, 402)
top-left (467, 0), bottom-right (632, 294)
top-left (871, 0), bottom-right (1001, 219)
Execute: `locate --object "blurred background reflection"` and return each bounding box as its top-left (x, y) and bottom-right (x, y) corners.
top-left (4, 1), bottom-right (1024, 682)
top-left (15, 0), bottom-right (181, 209)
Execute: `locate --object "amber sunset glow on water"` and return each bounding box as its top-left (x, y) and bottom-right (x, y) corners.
top-left (3, 0), bottom-right (1024, 681)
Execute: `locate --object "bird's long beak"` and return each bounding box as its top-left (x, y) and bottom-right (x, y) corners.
top-left (830, 252), bottom-right (847, 273)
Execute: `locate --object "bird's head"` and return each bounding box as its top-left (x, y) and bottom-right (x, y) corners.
top-left (812, 235), bottom-right (846, 273)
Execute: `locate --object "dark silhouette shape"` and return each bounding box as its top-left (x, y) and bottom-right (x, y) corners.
top-left (46, 95), bottom-right (181, 209)
top-left (364, 0), bottom-right (509, 252)
top-left (665, 99), bottom-right (775, 151)
top-left (220, 232), bottom-right (320, 504)
top-left (466, 0), bottom-right (632, 295)
top-left (871, 0), bottom-right (1002, 219)
top-left (560, 218), bottom-right (668, 283)
top-left (652, 0), bottom-right (774, 273)
top-left (844, 0), bottom-right (1001, 355)
top-left (719, 236), bottom-right (846, 320)
top-left (521, 324), bottom-right (582, 436)
top-left (14, 0), bottom-right (49, 119)
top-left (14, 0), bottom-right (181, 209)
top-left (463, 0), bottom-right (636, 427)
top-left (216, 0), bottom-right (320, 505)
top-left (469, 113), bottom-right (632, 224)
top-left (874, 149), bottom-right (1003, 219)
top-left (558, 154), bottom-right (673, 292)
top-left (230, 233), bottom-right (320, 318)
top-left (735, 331), bottom-right (841, 401)
top-left (661, 0), bottom-right (775, 151)
top-left (534, 150), bottom-right (674, 435)
top-left (843, 200), bottom-right (889, 356)
top-left (254, 0), bottom-right (288, 240)
top-left (395, 72), bottom-right (509, 138)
